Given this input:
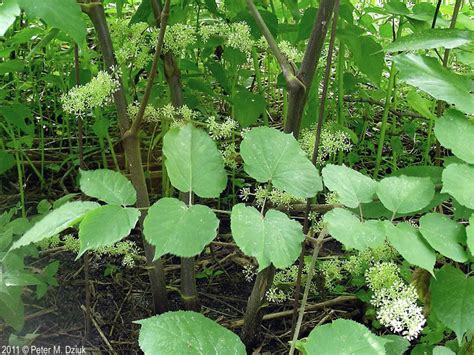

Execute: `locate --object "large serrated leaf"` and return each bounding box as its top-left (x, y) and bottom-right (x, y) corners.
top-left (77, 205), bottom-right (140, 258)
top-left (9, 201), bottom-right (99, 252)
top-left (230, 204), bottom-right (304, 271)
top-left (80, 169), bottom-right (137, 206)
top-left (419, 213), bottom-right (468, 262)
top-left (376, 175), bottom-right (435, 214)
top-left (431, 265), bottom-right (474, 343)
top-left (322, 164), bottom-right (378, 208)
top-left (386, 29), bottom-right (473, 52)
top-left (17, 0), bottom-right (86, 45)
top-left (434, 110), bottom-right (474, 164)
top-left (135, 311), bottom-right (246, 355)
top-left (302, 319), bottom-right (390, 354)
top-left (441, 163), bottom-right (474, 209)
top-left (393, 54), bottom-right (474, 114)
top-left (324, 208), bottom-right (386, 251)
top-left (163, 123), bottom-right (227, 198)
top-left (143, 198), bottom-right (219, 260)
top-left (385, 221), bottom-right (435, 275)
top-left (240, 127), bottom-right (322, 198)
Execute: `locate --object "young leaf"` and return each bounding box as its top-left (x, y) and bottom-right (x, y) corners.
top-left (324, 208), bottom-right (385, 250)
top-left (143, 198), bottom-right (219, 260)
top-left (434, 110), bottom-right (474, 164)
top-left (9, 201), bottom-right (99, 251)
top-left (419, 213), bottom-right (468, 262)
top-left (385, 29), bottom-right (474, 52)
top-left (433, 347), bottom-right (455, 355)
top-left (77, 205), bottom-right (140, 258)
top-left (383, 335), bottom-right (410, 355)
top-left (17, 0), bottom-right (86, 45)
top-left (135, 311), bottom-right (246, 355)
top-left (80, 169), bottom-right (137, 207)
top-left (322, 164), bottom-right (378, 208)
top-left (0, 150), bottom-right (15, 175)
top-left (0, 0), bottom-right (20, 36)
top-left (0, 284), bottom-right (24, 331)
top-left (376, 175), bottom-right (435, 214)
top-left (163, 123), bottom-right (227, 198)
top-left (393, 54), bottom-right (474, 114)
top-left (240, 127), bottom-right (322, 198)
top-left (384, 221), bottom-right (436, 275)
top-left (230, 204), bottom-right (304, 271)
top-left (467, 214), bottom-right (474, 257)
top-left (232, 90), bottom-right (266, 127)
top-left (431, 265), bottom-right (474, 343)
top-left (441, 163), bottom-right (474, 209)
top-left (302, 319), bottom-right (390, 354)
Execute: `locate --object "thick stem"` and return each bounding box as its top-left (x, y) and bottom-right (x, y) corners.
top-left (285, 0), bottom-right (336, 136)
top-left (290, 0), bottom-right (339, 336)
top-left (240, 265), bottom-right (275, 350)
top-left (85, 3), bottom-right (168, 314)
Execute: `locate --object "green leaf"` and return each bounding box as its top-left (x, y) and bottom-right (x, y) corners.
top-left (324, 208), bottom-right (385, 251)
top-left (302, 319), bottom-right (390, 354)
top-left (77, 205), bottom-right (140, 258)
top-left (144, 198), bottom-right (219, 260)
top-left (386, 29), bottom-right (474, 52)
top-left (377, 175), bottom-right (435, 214)
top-left (419, 213), bottom-right (468, 262)
top-left (383, 335), bottom-right (410, 355)
top-left (17, 0), bottom-right (86, 45)
top-left (434, 110), bottom-right (474, 164)
top-left (0, 150), bottom-right (15, 175)
top-left (385, 221), bottom-right (436, 275)
top-left (163, 123), bottom-right (227, 198)
top-left (431, 265), bottom-right (474, 343)
top-left (322, 164), bottom-right (378, 208)
top-left (240, 127), bottom-right (322, 198)
top-left (441, 163), bottom-right (474, 209)
top-left (433, 346), bottom-right (455, 355)
top-left (0, 283), bottom-right (24, 331)
top-left (232, 90), bottom-right (266, 127)
top-left (135, 311), bottom-right (246, 355)
top-left (393, 54), bottom-right (474, 115)
top-left (467, 214), bottom-right (474, 257)
top-left (9, 201), bottom-right (99, 251)
top-left (79, 169), bottom-right (137, 206)
top-left (406, 90), bottom-right (436, 120)
top-left (0, 0), bottom-right (20, 36)
top-left (230, 204), bottom-right (304, 271)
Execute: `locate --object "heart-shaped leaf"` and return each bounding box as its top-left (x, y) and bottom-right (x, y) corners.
top-left (322, 164), bottom-right (378, 208)
top-left (324, 208), bottom-right (386, 250)
top-left (77, 205), bottom-right (140, 258)
top-left (80, 169), bottom-right (137, 206)
top-left (135, 311), bottom-right (246, 355)
top-left (230, 204), bottom-right (304, 270)
top-left (384, 221), bottom-right (436, 275)
top-left (143, 198), bottom-right (219, 259)
top-left (431, 265), bottom-right (474, 343)
top-left (240, 127), bottom-right (322, 198)
top-left (377, 175), bottom-right (435, 214)
top-left (441, 163), bottom-right (474, 209)
top-left (419, 213), bottom-right (468, 262)
top-left (9, 201), bottom-right (99, 251)
top-left (434, 110), bottom-right (474, 164)
top-left (301, 319), bottom-right (390, 355)
top-left (163, 123), bottom-right (227, 198)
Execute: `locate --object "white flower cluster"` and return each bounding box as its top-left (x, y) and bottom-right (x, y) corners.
top-left (242, 264), bottom-right (256, 282)
top-left (319, 259), bottom-right (344, 291)
top-left (149, 104), bottom-right (197, 127)
top-left (266, 265), bottom-right (318, 303)
top-left (62, 70), bottom-right (120, 116)
top-left (128, 102), bottom-right (161, 123)
top-left (110, 20), bottom-right (151, 69)
top-left (365, 263), bottom-right (426, 340)
top-left (344, 243), bottom-right (398, 277)
top-left (199, 21), bottom-right (255, 54)
top-left (247, 185), bottom-right (304, 207)
top-left (299, 124), bottom-right (353, 165)
top-left (206, 116), bottom-right (238, 140)
top-left (279, 40), bottom-right (303, 63)
top-left (164, 23), bottom-right (196, 56)
top-left (221, 142), bottom-right (238, 170)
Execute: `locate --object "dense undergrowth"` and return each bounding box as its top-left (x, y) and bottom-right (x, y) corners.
top-left (0, 0), bottom-right (473, 354)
